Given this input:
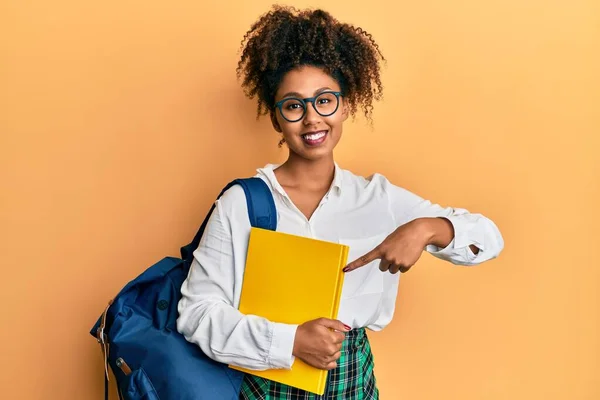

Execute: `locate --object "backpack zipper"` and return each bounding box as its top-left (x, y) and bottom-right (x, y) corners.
top-left (115, 357), bottom-right (132, 376)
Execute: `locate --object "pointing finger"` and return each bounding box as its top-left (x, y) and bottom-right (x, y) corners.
top-left (343, 247), bottom-right (381, 272)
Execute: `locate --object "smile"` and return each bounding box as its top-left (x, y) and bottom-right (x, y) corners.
top-left (301, 130), bottom-right (328, 146)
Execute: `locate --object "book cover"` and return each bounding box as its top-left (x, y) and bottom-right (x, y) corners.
top-left (229, 227), bottom-right (349, 394)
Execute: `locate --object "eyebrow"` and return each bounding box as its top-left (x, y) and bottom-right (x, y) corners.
top-left (279, 87), bottom-right (333, 99)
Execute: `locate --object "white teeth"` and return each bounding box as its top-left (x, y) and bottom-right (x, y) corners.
top-left (304, 131), bottom-right (326, 140)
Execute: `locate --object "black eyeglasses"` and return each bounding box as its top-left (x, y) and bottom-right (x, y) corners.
top-left (274, 91), bottom-right (342, 122)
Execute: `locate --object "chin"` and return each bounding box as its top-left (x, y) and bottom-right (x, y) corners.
top-left (297, 149), bottom-right (333, 161)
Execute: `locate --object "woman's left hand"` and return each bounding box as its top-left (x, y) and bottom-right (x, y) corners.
top-left (343, 218), bottom-right (453, 274)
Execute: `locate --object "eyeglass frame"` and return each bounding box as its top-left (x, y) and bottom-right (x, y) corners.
top-left (274, 90), bottom-right (343, 122)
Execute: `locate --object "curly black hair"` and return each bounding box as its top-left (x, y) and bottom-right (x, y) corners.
top-left (236, 5), bottom-right (385, 122)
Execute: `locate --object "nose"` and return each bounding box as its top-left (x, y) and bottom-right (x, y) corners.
top-left (303, 101), bottom-right (321, 125)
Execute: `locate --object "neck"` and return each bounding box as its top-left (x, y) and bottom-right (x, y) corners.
top-left (277, 152), bottom-right (335, 189)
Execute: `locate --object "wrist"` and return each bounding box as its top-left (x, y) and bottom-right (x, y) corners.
top-left (292, 324), bottom-right (304, 357)
top-left (415, 217), bottom-right (454, 247)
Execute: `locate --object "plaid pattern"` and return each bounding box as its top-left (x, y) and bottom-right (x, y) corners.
top-left (239, 328), bottom-right (379, 399)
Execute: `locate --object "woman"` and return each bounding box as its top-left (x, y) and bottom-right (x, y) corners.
top-left (177, 6), bottom-right (504, 399)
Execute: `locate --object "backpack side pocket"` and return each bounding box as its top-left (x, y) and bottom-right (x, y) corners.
top-left (118, 365), bottom-right (160, 400)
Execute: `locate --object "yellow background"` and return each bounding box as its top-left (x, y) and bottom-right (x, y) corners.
top-left (1, 1), bottom-right (598, 399)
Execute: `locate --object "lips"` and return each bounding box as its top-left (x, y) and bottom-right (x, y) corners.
top-left (301, 130), bottom-right (328, 146)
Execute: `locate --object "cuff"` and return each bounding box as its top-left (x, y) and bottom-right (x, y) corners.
top-left (267, 323), bottom-right (298, 369)
top-left (426, 216), bottom-right (484, 262)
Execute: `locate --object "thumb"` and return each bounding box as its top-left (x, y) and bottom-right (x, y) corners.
top-left (318, 318), bottom-right (351, 332)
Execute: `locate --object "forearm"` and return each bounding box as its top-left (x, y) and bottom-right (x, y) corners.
top-left (418, 217), bottom-right (479, 254)
top-left (385, 178), bottom-right (503, 265)
top-left (177, 293), bottom-right (297, 370)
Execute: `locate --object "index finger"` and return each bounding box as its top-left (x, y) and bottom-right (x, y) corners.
top-left (342, 247), bottom-right (381, 272)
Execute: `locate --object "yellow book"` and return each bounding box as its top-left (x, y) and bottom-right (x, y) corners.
top-left (229, 227), bottom-right (349, 395)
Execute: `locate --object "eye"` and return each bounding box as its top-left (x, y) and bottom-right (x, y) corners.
top-left (316, 92), bottom-right (337, 106)
top-left (281, 98), bottom-right (304, 113)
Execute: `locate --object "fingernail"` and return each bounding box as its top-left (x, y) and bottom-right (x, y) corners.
top-left (344, 324), bottom-right (351, 330)
top-left (342, 267), bottom-right (350, 272)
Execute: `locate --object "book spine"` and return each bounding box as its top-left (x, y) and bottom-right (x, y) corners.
top-left (329, 245), bottom-right (348, 320)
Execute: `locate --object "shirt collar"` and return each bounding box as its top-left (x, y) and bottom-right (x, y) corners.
top-left (257, 162), bottom-right (343, 197)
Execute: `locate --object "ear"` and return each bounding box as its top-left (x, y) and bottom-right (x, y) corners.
top-left (341, 102), bottom-right (349, 122)
top-left (270, 110), bottom-right (282, 132)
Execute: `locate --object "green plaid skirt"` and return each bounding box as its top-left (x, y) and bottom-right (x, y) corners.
top-left (239, 328), bottom-right (379, 399)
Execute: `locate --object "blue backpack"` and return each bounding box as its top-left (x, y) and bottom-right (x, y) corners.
top-left (90, 178), bottom-right (277, 400)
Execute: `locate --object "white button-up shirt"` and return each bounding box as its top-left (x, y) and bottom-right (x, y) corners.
top-left (177, 164), bottom-right (504, 371)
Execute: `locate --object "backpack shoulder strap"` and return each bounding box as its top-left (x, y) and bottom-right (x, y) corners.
top-left (233, 177), bottom-right (277, 231)
top-left (180, 177), bottom-right (277, 264)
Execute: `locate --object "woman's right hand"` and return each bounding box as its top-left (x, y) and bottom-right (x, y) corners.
top-left (292, 318), bottom-right (350, 370)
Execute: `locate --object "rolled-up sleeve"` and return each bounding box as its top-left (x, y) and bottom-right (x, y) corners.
top-left (383, 178), bottom-right (504, 266)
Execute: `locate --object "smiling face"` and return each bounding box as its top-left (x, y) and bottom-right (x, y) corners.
top-left (271, 65), bottom-right (349, 162)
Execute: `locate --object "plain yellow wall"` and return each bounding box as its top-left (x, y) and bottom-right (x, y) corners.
top-left (1, 1), bottom-right (598, 399)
